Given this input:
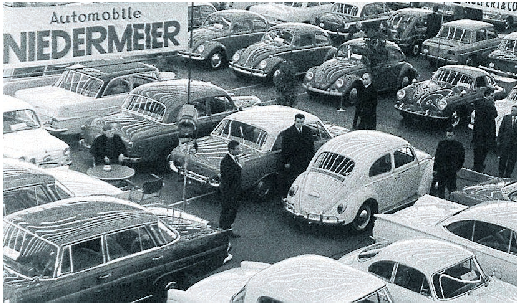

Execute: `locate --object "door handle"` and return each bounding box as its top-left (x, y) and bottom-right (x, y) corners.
top-left (152, 256), bottom-right (164, 261)
top-left (98, 273), bottom-right (112, 279)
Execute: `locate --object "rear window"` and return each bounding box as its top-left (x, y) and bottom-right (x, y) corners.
top-left (313, 152), bottom-right (355, 177)
top-left (437, 26), bottom-right (473, 43)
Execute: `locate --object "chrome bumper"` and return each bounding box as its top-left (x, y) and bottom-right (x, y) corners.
top-left (178, 51), bottom-right (205, 61)
top-left (304, 84), bottom-right (343, 96)
top-left (229, 64), bottom-right (267, 78)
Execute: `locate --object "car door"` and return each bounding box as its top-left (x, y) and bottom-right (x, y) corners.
top-left (225, 18), bottom-right (266, 57)
top-left (207, 95), bottom-right (238, 131)
top-left (372, 47), bottom-right (403, 91)
top-left (288, 33), bottom-right (318, 73)
top-left (391, 146), bottom-right (420, 206)
top-left (368, 153), bottom-right (398, 211)
top-left (192, 98), bottom-right (217, 137)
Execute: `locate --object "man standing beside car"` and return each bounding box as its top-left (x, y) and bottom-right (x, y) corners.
top-left (497, 104), bottom-right (517, 178)
top-left (353, 72), bottom-right (378, 130)
top-left (281, 113), bottom-right (315, 195)
top-left (472, 89), bottom-right (498, 173)
top-left (432, 126), bottom-right (465, 199)
top-left (219, 140), bottom-right (243, 238)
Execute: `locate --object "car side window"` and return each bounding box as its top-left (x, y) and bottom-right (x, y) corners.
top-left (104, 77), bottom-right (130, 96)
top-left (61, 246), bottom-right (71, 275)
top-left (208, 96), bottom-right (233, 115)
top-left (273, 134), bottom-right (283, 151)
top-left (294, 33), bottom-right (314, 47)
top-left (253, 18), bottom-right (268, 32)
top-left (487, 28), bottom-right (498, 39)
top-left (368, 260), bottom-right (395, 280)
top-left (3, 185), bottom-right (55, 215)
top-left (394, 264), bottom-right (431, 296)
top-left (445, 220), bottom-right (475, 240)
top-left (232, 20), bottom-right (252, 33)
top-left (475, 29), bottom-right (486, 42)
top-left (474, 76), bottom-right (486, 88)
top-left (369, 154), bottom-right (392, 177)
top-left (133, 75), bottom-right (155, 89)
top-left (71, 238), bottom-right (103, 272)
top-left (307, 2), bottom-right (320, 7)
top-left (314, 31), bottom-right (329, 45)
top-left (193, 99), bottom-right (208, 118)
top-left (473, 221), bottom-right (516, 254)
top-left (394, 147), bottom-right (415, 168)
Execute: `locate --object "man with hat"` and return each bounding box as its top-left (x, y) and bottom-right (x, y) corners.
top-left (498, 104), bottom-right (517, 178)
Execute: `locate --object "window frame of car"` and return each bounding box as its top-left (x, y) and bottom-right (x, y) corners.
top-left (393, 146), bottom-right (416, 169)
top-left (369, 153), bottom-right (393, 177)
top-left (53, 69), bottom-right (104, 98)
top-left (3, 183), bottom-right (68, 216)
top-left (393, 263), bottom-right (432, 297)
top-left (123, 94), bottom-right (168, 123)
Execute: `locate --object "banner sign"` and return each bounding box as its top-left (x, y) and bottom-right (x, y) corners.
top-left (3, 2), bottom-right (188, 68)
top-left (459, 2), bottom-right (517, 12)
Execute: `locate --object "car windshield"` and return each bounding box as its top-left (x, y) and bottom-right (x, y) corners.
top-left (3, 221), bottom-right (59, 278)
top-left (263, 29), bottom-right (294, 46)
top-left (213, 119), bottom-right (268, 150)
top-left (389, 14), bottom-right (414, 30)
top-left (361, 3), bottom-right (388, 17)
top-left (3, 109), bottom-right (41, 134)
top-left (432, 257), bottom-right (486, 299)
top-left (313, 152), bottom-right (355, 177)
top-left (203, 14), bottom-right (231, 31)
top-left (431, 68), bottom-right (473, 86)
top-left (437, 26), bottom-right (473, 43)
top-left (53, 69), bottom-right (104, 97)
top-left (123, 94), bottom-right (166, 122)
top-left (499, 38), bottom-right (517, 53)
top-left (336, 43), bottom-right (367, 62)
top-left (332, 2), bottom-right (359, 16)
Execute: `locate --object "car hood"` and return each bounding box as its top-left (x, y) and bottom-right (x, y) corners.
top-left (291, 170), bottom-right (352, 214)
top-left (311, 58), bottom-right (365, 87)
top-left (319, 11), bottom-right (353, 23)
top-left (402, 80), bottom-right (452, 102)
top-left (15, 86), bottom-right (93, 119)
top-left (3, 128), bottom-right (69, 157)
top-left (181, 136), bottom-right (260, 172)
top-left (489, 49), bottom-right (517, 63)
top-left (190, 27), bottom-right (228, 50)
top-left (234, 41), bottom-right (290, 67)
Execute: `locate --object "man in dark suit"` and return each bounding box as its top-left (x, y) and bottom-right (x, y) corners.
top-left (498, 105), bottom-right (517, 178)
top-left (219, 140), bottom-right (243, 238)
top-left (281, 113), bottom-right (315, 195)
top-left (432, 126), bottom-right (465, 199)
top-left (426, 6), bottom-right (442, 38)
top-left (353, 72), bottom-right (378, 130)
top-left (90, 123), bottom-right (127, 166)
top-left (472, 89), bottom-right (498, 173)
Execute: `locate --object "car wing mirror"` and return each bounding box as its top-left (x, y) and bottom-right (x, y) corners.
top-left (177, 104), bottom-right (198, 138)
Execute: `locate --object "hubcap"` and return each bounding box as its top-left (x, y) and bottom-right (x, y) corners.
top-left (211, 53), bottom-right (222, 68)
top-left (355, 206), bottom-right (371, 230)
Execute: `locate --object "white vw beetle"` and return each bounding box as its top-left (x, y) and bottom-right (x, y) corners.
top-left (3, 95), bottom-right (71, 168)
top-left (284, 130), bottom-right (434, 233)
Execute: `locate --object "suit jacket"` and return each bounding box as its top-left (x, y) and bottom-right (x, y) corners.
top-left (281, 124), bottom-right (315, 175)
top-left (353, 83), bottom-right (378, 130)
top-left (433, 139), bottom-right (465, 175)
top-left (472, 98), bottom-right (498, 148)
top-left (498, 114), bottom-right (517, 151)
top-left (90, 134), bottom-right (127, 165)
top-left (220, 153), bottom-right (242, 201)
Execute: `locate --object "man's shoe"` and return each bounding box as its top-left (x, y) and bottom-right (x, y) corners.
top-left (229, 231), bottom-right (241, 238)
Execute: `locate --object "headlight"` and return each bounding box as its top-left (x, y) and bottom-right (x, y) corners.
top-left (232, 52), bottom-right (240, 62)
top-left (436, 97), bottom-right (447, 111)
top-left (208, 175), bottom-right (221, 187)
top-left (489, 62), bottom-right (495, 68)
top-left (397, 89), bottom-right (406, 100)
top-left (319, 22), bottom-right (325, 28)
top-left (259, 60), bottom-right (267, 69)
top-left (288, 185), bottom-right (299, 197)
top-left (335, 78), bottom-right (344, 88)
top-left (422, 48), bottom-right (429, 54)
top-left (196, 44), bottom-right (205, 53)
top-left (305, 71), bottom-right (314, 81)
top-left (63, 147), bottom-right (70, 156)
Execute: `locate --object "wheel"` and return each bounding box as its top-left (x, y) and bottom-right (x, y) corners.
top-left (399, 73), bottom-right (412, 89)
top-left (465, 56), bottom-right (475, 67)
top-left (251, 176), bottom-right (276, 202)
top-left (208, 49), bottom-right (226, 70)
top-left (410, 43), bottom-right (421, 57)
top-left (350, 202), bottom-right (375, 233)
top-left (345, 85), bottom-right (359, 106)
top-left (505, 17), bottom-right (513, 30)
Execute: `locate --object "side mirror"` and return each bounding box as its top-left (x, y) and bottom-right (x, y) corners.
top-left (177, 104), bottom-right (198, 138)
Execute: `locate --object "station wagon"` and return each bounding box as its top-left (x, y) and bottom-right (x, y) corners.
top-left (481, 32), bottom-right (517, 79)
top-left (178, 10), bottom-right (270, 70)
top-left (421, 19), bottom-right (501, 66)
top-left (14, 60), bottom-right (163, 135)
top-left (230, 23), bottom-right (334, 82)
top-left (81, 79), bottom-right (260, 170)
top-left (3, 196), bottom-right (230, 302)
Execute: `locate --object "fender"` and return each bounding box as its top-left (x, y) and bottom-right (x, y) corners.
top-left (199, 40), bottom-right (227, 59)
top-left (340, 74), bottom-right (362, 94)
top-left (341, 189), bottom-right (379, 224)
top-left (263, 56), bottom-right (288, 75)
top-left (399, 63), bottom-right (418, 82)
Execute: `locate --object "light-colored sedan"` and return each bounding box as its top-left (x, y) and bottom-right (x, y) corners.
top-left (284, 130), bottom-right (434, 233)
top-left (340, 238), bottom-right (517, 302)
top-left (167, 254), bottom-right (393, 303)
top-left (374, 195), bottom-right (517, 286)
top-left (249, 2), bottom-right (334, 24)
top-left (3, 95), bottom-right (71, 168)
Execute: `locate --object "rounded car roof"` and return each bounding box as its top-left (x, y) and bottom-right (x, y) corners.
top-left (245, 254), bottom-right (387, 302)
top-left (394, 7), bottom-right (433, 15)
top-left (453, 200), bottom-right (517, 231)
top-left (270, 22), bottom-right (326, 34)
top-left (442, 19), bottom-right (493, 29)
top-left (2, 95), bottom-right (34, 113)
top-left (343, 37), bottom-right (402, 52)
top-left (318, 130), bottom-right (410, 162)
top-left (210, 9), bottom-right (267, 21)
top-left (5, 196), bottom-right (156, 246)
top-left (374, 239), bottom-right (474, 275)
top-left (439, 65), bottom-right (490, 78)
top-left (503, 32), bottom-right (517, 40)
top-left (223, 105), bottom-right (321, 135)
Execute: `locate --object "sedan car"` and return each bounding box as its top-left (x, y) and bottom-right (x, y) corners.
top-left (284, 130), bottom-right (434, 233)
top-left (14, 60), bottom-right (164, 135)
top-left (3, 95), bottom-right (71, 168)
top-left (303, 38), bottom-right (418, 103)
top-left (230, 23), bottom-right (335, 82)
top-left (249, 2), bottom-right (334, 24)
top-left (421, 19), bottom-right (501, 66)
top-left (480, 32), bottom-right (517, 79)
top-left (395, 65), bottom-right (504, 125)
top-left (167, 254), bottom-right (393, 303)
top-left (81, 79), bottom-right (260, 170)
top-left (3, 196), bottom-right (230, 303)
top-left (340, 238), bottom-right (517, 302)
top-left (450, 177), bottom-right (517, 206)
top-left (188, 2), bottom-right (217, 31)
top-left (178, 10), bottom-right (269, 70)
top-left (374, 195), bottom-right (517, 286)
top-left (168, 105), bottom-right (347, 201)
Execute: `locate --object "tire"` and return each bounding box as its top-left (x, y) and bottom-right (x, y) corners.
top-left (410, 43), bottom-right (421, 57)
top-left (344, 84), bottom-right (360, 106)
top-left (251, 176), bottom-right (276, 202)
top-left (399, 73), bottom-right (413, 89)
top-left (207, 49), bottom-right (227, 70)
top-left (350, 202), bottom-right (375, 233)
